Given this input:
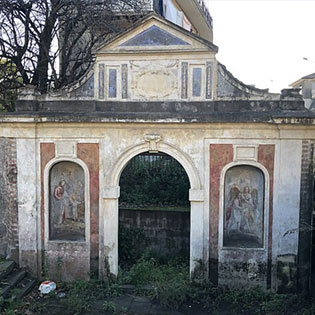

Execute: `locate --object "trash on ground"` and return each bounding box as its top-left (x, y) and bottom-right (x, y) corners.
top-left (39, 281), bottom-right (56, 294)
top-left (57, 292), bottom-right (66, 298)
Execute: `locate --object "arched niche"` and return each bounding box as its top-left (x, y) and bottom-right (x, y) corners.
top-left (223, 165), bottom-right (265, 248)
top-left (49, 161), bottom-right (85, 241)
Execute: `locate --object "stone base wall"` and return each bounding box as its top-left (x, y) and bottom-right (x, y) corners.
top-left (119, 208), bottom-right (190, 258)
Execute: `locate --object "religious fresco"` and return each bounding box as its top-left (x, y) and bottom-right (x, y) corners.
top-left (223, 165), bottom-right (264, 248)
top-left (49, 162), bottom-right (85, 241)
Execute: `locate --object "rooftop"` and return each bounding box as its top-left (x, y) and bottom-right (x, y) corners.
top-left (302, 73), bottom-right (315, 80)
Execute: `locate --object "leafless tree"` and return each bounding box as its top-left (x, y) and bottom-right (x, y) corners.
top-left (0, 0), bottom-right (146, 110)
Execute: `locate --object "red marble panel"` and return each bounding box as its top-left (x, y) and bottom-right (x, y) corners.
top-left (40, 143), bottom-right (55, 242)
top-left (258, 144), bottom-right (275, 288)
top-left (77, 143), bottom-right (99, 276)
top-left (209, 144), bottom-right (233, 282)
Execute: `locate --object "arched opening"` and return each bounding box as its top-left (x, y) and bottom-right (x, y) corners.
top-left (49, 161), bottom-right (85, 241)
top-left (223, 165), bottom-right (265, 248)
top-left (118, 152), bottom-right (190, 271)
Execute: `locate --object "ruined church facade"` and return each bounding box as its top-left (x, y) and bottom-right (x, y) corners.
top-left (0, 14), bottom-right (314, 293)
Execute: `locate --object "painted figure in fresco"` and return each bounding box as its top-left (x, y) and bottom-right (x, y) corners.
top-left (54, 179), bottom-right (66, 200)
top-left (54, 179), bottom-right (70, 224)
top-left (54, 179), bottom-right (82, 224)
top-left (226, 185), bottom-right (258, 236)
top-left (50, 162), bottom-right (85, 241)
top-left (241, 186), bottom-right (258, 233)
top-left (226, 186), bottom-right (243, 234)
top-left (69, 180), bottom-right (84, 221)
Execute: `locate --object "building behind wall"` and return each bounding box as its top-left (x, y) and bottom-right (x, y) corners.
top-left (291, 73), bottom-right (315, 110)
top-left (0, 3), bottom-right (315, 293)
top-left (115, 0), bottom-right (213, 41)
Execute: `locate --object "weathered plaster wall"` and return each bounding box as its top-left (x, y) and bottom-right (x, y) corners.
top-left (17, 138), bottom-right (38, 274)
top-left (209, 144), bottom-right (233, 284)
top-left (0, 138), bottom-right (18, 260)
top-left (273, 140), bottom-right (302, 292)
top-left (0, 120), bottom-right (311, 289)
top-left (77, 143), bottom-right (100, 277)
top-left (0, 139), bottom-right (7, 256)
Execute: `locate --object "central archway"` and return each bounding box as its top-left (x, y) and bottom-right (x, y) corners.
top-left (102, 141), bottom-right (204, 279)
top-left (118, 152), bottom-right (191, 270)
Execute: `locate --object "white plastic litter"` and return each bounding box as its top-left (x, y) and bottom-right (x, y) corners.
top-left (58, 292), bottom-right (66, 298)
top-left (39, 281), bottom-right (56, 294)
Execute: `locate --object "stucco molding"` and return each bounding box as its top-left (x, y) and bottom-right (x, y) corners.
top-left (55, 141), bottom-right (77, 158)
top-left (144, 134), bottom-right (162, 153)
top-left (233, 145), bottom-right (258, 162)
top-left (108, 140), bottom-right (201, 190)
top-left (103, 186), bottom-right (120, 199)
top-left (189, 189), bottom-right (204, 202)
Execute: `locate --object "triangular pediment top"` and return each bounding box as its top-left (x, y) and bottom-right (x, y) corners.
top-left (120, 25), bottom-right (190, 47)
top-left (93, 13), bottom-right (218, 54)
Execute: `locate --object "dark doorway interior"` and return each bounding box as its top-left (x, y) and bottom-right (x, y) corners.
top-left (118, 152), bottom-right (190, 269)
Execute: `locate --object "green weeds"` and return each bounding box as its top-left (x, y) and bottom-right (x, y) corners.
top-left (66, 279), bottom-right (107, 312)
top-left (118, 226), bottom-right (148, 267)
top-left (3, 252), bottom-right (315, 315)
top-left (119, 252), bottom-right (315, 314)
top-left (103, 300), bottom-right (117, 313)
top-left (121, 252), bottom-right (189, 309)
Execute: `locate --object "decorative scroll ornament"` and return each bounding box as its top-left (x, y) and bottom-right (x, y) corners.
top-left (144, 134), bottom-right (162, 153)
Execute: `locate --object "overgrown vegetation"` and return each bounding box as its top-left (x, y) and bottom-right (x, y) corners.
top-left (3, 252), bottom-right (315, 314)
top-left (118, 252), bottom-right (315, 314)
top-left (118, 225), bottom-right (148, 267)
top-left (66, 279), bottom-right (108, 312)
top-left (0, 294), bottom-right (24, 315)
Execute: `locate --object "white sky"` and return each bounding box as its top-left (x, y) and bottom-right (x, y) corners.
top-left (204, 0), bottom-right (315, 93)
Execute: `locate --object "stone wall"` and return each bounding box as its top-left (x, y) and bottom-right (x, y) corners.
top-left (0, 118), bottom-right (311, 289)
top-left (119, 208), bottom-right (190, 258)
top-left (298, 140), bottom-right (314, 292)
top-left (0, 138), bottom-right (18, 260)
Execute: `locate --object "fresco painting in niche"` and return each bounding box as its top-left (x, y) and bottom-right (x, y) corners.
top-left (224, 165), bottom-right (264, 248)
top-left (49, 162), bottom-right (85, 241)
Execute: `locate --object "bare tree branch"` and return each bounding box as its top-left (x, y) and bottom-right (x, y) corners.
top-left (0, 0), bottom-right (146, 110)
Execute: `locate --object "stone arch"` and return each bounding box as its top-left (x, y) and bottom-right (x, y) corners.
top-left (109, 141), bottom-right (201, 191)
top-left (103, 140), bottom-right (204, 279)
